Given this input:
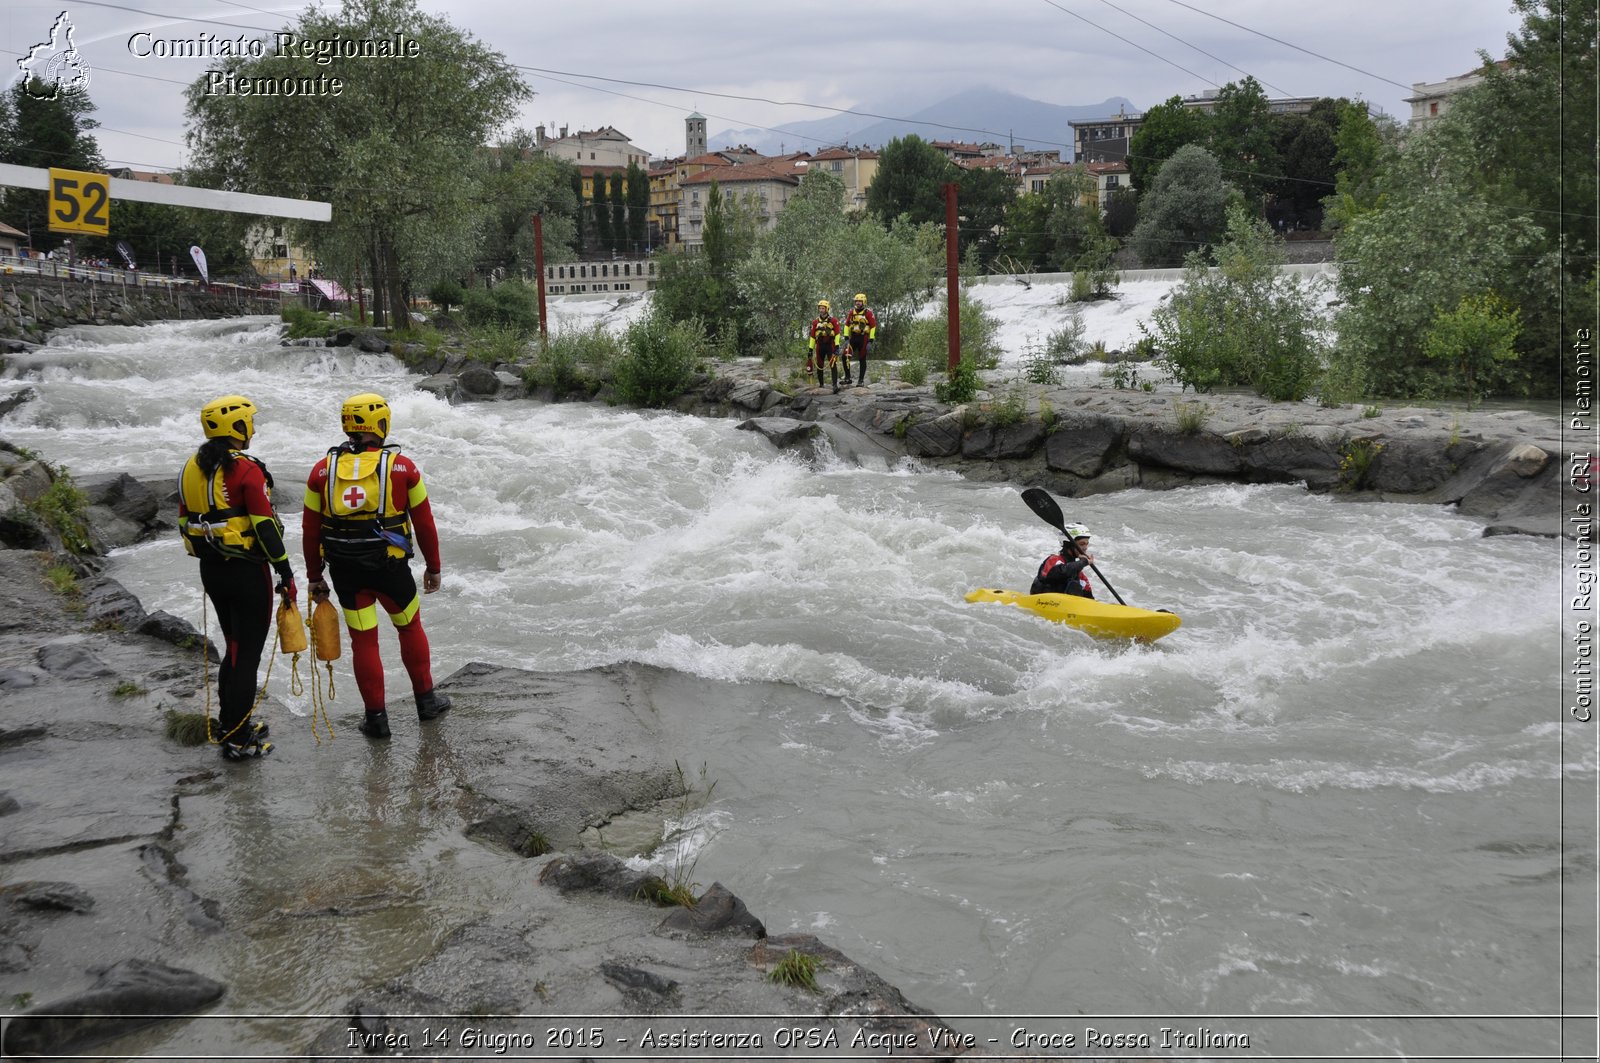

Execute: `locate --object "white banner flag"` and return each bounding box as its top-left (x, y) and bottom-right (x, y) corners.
top-left (189, 245), bottom-right (209, 284)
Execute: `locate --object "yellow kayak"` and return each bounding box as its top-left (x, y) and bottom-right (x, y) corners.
top-left (965, 588), bottom-right (1182, 642)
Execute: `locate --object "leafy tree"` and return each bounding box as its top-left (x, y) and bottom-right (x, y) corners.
top-left (427, 278), bottom-right (464, 313)
top-left (1102, 187), bottom-right (1139, 238)
top-left (1472, 0), bottom-right (1597, 362)
top-left (732, 170), bottom-right (941, 359)
top-left (653, 178), bottom-right (761, 348)
top-left (1129, 144), bottom-right (1233, 267)
top-left (1331, 113), bottom-right (1555, 397)
top-left (994, 169), bottom-right (1106, 274)
top-left (1044, 168), bottom-right (1106, 267)
top-left (994, 190), bottom-right (1053, 270)
top-left (593, 174), bottom-right (614, 253)
top-left (184, 0), bottom-right (529, 327)
top-left (1206, 76), bottom-right (1280, 210)
top-left (866, 134), bottom-right (956, 227)
top-left (1331, 0), bottom-right (1587, 398)
top-left (1422, 293), bottom-right (1522, 406)
top-left (0, 79), bottom-right (103, 253)
top-left (607, 171), bottom-right (626, 254)
top-left (478, 131), bottom-right (578, 278)
top-left (569, 170), bottom-right (586, 257)
top-left (954, 166), bottom-right (1014, 268)
top-left (1127, 95), bottom-right (1208, 192)
top-left (1321, 101), bottom-right (1395, 232)
top-left (1143, 202), bottom-right (1327, 400)
top-left (1271, 98), bottom-right (1343, 228)
top-left (625, 161), bottom-right (649, 252)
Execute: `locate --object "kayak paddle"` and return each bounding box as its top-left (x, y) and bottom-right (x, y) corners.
top-left (1019, 487), bottom-right (1127, 606)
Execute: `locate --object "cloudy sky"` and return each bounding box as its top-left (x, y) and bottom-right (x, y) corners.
top-left (4, 0), bottom-right (1527, 174)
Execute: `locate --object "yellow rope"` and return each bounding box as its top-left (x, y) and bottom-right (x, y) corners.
top-left (305, 608), bottom-right (338, 744)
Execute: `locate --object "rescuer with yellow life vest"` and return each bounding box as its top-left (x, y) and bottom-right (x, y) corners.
top-left (302, 393), bottom-right (448, 740)
top-left (178, 395), bottom-right (296, 761)
top-left (840, 293), bottom-right (877, 388)
top-left (806, 299), bottom-right (844, 393)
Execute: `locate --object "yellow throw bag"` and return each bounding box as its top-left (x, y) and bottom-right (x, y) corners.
top-left (277, 599), bottom-right (308, 655)
top-left (311, 599), bottom-right (341, 661)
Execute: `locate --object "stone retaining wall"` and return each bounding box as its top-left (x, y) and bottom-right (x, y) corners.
top-left (0, 274), bottom-right (279, 343)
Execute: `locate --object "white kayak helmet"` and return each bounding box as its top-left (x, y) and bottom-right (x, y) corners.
top-left (1064, 524), bottom-right (1091, 542)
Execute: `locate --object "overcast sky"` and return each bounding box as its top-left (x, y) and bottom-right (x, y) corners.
top-left (4, 0), bottom-right (1527, 174)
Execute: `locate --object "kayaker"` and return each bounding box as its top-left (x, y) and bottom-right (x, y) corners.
top-left (1030, 526), bottom-right (1095, 598)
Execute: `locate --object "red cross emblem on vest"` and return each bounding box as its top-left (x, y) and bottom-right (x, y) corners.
top-left (342, 485), bottom-right (367, 510)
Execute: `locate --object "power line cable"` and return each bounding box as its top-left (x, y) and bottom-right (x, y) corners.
top-left (1159, 0), bottom-right (1414, 92)
top-left (1080, 0), bottom-right (1293, 97)
top-left (1035, 0), bottom-right (1218, 88)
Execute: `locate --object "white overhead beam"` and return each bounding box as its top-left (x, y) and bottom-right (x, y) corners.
top-left (0, 163), bottom-right (332, 222)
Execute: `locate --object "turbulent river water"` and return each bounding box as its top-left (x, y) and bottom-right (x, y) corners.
top-left (2, 316), bottom-right (1591, 1058)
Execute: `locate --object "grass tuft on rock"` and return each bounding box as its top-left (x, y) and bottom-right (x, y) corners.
top-left (767, 948), bottom-right (822, 991)
top-left (164, 710), bottom-right (211, 746)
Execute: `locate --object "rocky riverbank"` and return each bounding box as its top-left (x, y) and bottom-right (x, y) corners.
top-left (0, 537), bottom-right (1035, 1060)
top-left (386, 337), bottom-right (1575, 542)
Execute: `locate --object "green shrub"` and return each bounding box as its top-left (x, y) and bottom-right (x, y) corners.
top-left (1144, 203), bottom-right (1327, 400)
top-left (1173, 399), bottom-right (1211, 434)
top-left (461, 279), bottom-right (540, 334)
top-left (898, 291), bottom-right (1002, 372)
top-left (281, 303), bottom-right (336, 339)
top-left (427, 279), bottom-right (465, 314)
top-left (988, 385), bottom-right (1028, 427)
top-left (1021, 343), bottom-right (1060, 385)
top-left (934, 356), bottom-right (981, 404)
top-left (529, 324), bottom-right (619, 394)
top-left (468, 324), bottom-right (527, 365)
top-left (1337, 438), bottom-right (1385, 490)
top-left (614, 311), bottom-right (704, 407)
top-left (29, 472), bottom-right (91, 554)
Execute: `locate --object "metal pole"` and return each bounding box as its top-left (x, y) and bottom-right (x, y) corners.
top-left (532, 214), bottom-right (548, 347)
top-left (944, 182), bottom-right (959, 374)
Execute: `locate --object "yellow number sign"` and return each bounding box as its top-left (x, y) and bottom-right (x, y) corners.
top-left (48, 167), bottom-right (110, 236)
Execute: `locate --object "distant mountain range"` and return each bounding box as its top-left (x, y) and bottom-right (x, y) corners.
top-left (706, 86), bottom-right (1140, 157)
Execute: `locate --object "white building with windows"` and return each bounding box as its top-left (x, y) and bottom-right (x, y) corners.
top-left (1404, 61), bottom-right (1509, 124)
top-left (541, 255), bottom-right (658, 295)
top-left (534, 124), bottom-right (651, 169)
top-left (678, 161), bottom-right (805, 249)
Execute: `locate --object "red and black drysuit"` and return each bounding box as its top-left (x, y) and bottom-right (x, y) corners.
top-left (841, 305), bottom-right (877, 385)
top-left (1030, 551), bottom-right (1094, 598)
top-left (807, 314), bottom-right (843, 389)
top-left (302, 441), bottom-right (443, 718)
top-left (177, 446), bottom-right (295, 746)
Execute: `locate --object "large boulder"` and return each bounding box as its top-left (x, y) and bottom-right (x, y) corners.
top-left (454, 362), bottom-right (502, 400)
top-left (904, 408), bottom-right (966, 458)
top-left (1043, 413), bottom-right (1122, 477)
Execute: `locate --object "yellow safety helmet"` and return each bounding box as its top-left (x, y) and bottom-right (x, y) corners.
top-left (341, 392), bottom-right (391, 440)
top-left (817, 299), bottom-right (830, 311)
top-left (854, 293), bottom-right (867, 303)
top-left (200, 395), bottom-right (257, 442)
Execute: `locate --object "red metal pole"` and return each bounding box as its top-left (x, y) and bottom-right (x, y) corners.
top-left (532, 214), bottom-right (548, 347)
top-left (944, 181), bottom-right (959, 374)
